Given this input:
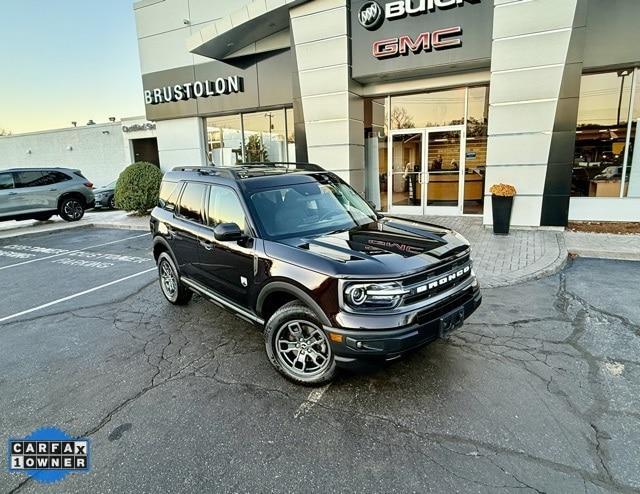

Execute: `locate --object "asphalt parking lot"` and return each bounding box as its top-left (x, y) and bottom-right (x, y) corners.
top-left (1, 227), bottom-right (639, 493)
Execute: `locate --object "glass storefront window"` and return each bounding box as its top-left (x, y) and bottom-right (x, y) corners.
top-left (364, 86), bottom-right (489, 214)
top-left (206, 114), bottom-right (243, 166)
top-left (464, 86), bottom-right (488, 214)
top-left (572, 70), bottom-right (634, 198)
top-left (625, 70), bottom-right (639, 198)
top-left (242, 109), bottom-right (287, 163)
top-left (205, 108), bottom-right (294, 166)
top-left (286, 108), bottom-right (295, 162)
top-left (390, 88), bottom-right (465, 129)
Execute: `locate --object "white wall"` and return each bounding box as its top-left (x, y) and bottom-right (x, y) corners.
top-left (0, 123), bottom-right (131, 187)
top-left (483, 0), bottom-right (582, 227)
top-left (290, 0), bottom-right (365, 193)
top-left (155, 117), bottom-right (206, 171)
top-left (134, 0), bottom-right (251, 75)
top-left (569, 198), bottom-right (640, 222)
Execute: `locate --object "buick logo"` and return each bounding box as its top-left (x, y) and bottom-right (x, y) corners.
top-left (358, 1), bottom-right (384, 31)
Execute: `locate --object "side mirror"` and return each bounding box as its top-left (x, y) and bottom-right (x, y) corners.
top-left (213, 222), bottom-right (243, 241)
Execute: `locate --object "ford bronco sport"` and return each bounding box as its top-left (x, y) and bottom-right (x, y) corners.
top-left (150, 163), bottom-right (481, 385)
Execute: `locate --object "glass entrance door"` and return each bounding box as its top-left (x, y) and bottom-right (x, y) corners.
top-left (389, 132), bottom-right (423, 214)
top-left (388, 126), bottom-right (465, 216)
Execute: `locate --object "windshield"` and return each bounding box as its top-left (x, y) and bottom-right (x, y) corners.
top-left (103, 180), bottom-right (117, 189)
top-left (248, 176), bottom-right (377, 239)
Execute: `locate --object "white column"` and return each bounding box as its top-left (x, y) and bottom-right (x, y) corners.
top-left (155, 117), bottom-right (207, 172)
top-left (289, 0), bottom-right (365, 193)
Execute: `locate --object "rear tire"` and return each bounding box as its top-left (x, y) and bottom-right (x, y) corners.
top-left (264, 301), bottom-right (336, 386)
top-left (157, 252), bottom-right (192, 305)
top-left (59, 197), bottom-right (85, 222)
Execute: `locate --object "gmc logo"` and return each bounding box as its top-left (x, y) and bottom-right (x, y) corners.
top-left (373, 26), bottom-right (463, 59)
top-left (368, 239), bottom-right (424, 255)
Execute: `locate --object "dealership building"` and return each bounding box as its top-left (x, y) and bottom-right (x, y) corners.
top-left (142, 0), bottom-right (636, 225)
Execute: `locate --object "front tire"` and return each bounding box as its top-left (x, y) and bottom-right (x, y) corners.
top-left (108, 195), bottom-right (116, 209)
top-left (59, 197), bottom-right (85, 222)
top-left (264, 301), bottom-right (336, 386)
top-left (157, 252), bottom-right (192, 305)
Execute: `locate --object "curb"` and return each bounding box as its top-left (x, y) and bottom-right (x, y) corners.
top-left (0, 221), bottom-right (148, 240)
top-left (567, 250), bottom-right (640, 261)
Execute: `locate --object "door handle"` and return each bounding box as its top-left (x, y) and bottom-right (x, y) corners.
top-left (8, 192), bottom-right (17, 195)
top-left (199, 240), bottom-right (214, 251)
top-left (49, 188), bottom-right (58, 191)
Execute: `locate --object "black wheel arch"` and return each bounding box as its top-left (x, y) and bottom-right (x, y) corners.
top-left (152, 236), bottom-right (175, 264)
top-left (57, 192), bottom-right (87, 209)
top-left (256, 281), bottom-right (331, 327)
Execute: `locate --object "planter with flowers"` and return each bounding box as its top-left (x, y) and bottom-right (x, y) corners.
top-left (489, 183), bottom-right (517, 235)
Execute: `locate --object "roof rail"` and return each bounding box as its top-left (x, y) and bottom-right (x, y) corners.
top-left (225, 162), bottom-right (325, 172)
top-left (170, 166), bottom-right (221, 176)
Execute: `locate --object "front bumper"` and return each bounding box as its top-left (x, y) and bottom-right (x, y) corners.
top-left (324, 283), bottom-right (481, 370)
top-left (94, 196), bottom-right (109, 208)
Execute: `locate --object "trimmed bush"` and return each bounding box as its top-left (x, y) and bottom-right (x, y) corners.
top-left (114, 162), bottom-right (163, 214)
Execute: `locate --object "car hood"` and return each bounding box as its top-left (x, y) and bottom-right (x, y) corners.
top-left (264, 216), bottom-right (470, 278)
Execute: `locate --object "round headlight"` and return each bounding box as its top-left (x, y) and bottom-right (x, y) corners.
top-left (347, 286), bottom-right (367, 306)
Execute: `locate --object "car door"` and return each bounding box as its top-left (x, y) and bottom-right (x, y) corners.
top-left (39, 170), bottom-right (73, 209)
top-left (0, 172), bottom-right (18, 217)
top-left (199, 184), bottom-right (255, 307)
top-left (171, 181), bottom-right (209, 281)
top-left (13, 170), bottom-right (51, 213)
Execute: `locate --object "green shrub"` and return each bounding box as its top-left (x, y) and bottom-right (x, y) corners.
top-left (114, 162), bottom-right (163, 214)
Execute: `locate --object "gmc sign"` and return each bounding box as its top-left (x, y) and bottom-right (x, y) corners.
top-left (372, 26), bottom-right (463, 59)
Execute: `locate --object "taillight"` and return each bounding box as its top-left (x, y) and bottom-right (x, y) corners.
top-left (84, 181), bottom-right (94, 188)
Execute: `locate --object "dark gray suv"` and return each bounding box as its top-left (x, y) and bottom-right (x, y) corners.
top-left (0, 168), bottom-right (95, 222)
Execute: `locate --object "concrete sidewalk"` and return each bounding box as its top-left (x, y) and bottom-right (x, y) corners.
top-left (0, 210), bottom-right (149, 239)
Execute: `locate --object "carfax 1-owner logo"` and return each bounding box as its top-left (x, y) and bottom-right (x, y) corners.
top-left (7, 427), bottom-right (90, 484)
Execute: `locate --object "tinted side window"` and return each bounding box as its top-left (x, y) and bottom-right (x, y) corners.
top-left (0, 173), bottom-right (14, 190)
top-left (15, 171), bottom-right (46, 188)
top-left (39, 171), bottom-right (72, 185)
top-left (158, 181), bottom-right (180, 210)
top-left (208, 185), bottom-right (246, 233)
top-left (177, 182), bottom-right (206, 223)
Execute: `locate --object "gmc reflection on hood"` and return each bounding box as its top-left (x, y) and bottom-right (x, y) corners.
top-left (366, 239), bottom-right (425, 256)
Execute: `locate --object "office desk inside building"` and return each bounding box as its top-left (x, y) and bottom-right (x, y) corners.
top-left (427, 171), bottom-right (484, 203)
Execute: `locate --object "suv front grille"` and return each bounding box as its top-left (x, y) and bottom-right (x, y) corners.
top-left (401, 250), bottom-right (472, 306)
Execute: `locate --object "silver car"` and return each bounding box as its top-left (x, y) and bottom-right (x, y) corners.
top-left (0, 168), bottom-right (95, 222)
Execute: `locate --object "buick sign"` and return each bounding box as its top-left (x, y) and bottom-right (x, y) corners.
top-left (358, 1), bottom-right (384, 30)
top-left (359, 0), bottom-right (482, 31)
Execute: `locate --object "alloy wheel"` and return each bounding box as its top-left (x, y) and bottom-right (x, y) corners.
top-left (64, 200), bottom-right (84, 220)
top-left (159, 259), bottom-right (177, 300)
top-left (274, 320), bottom-right (332, 379)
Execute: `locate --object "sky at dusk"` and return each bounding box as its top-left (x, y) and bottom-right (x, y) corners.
top-left (0, 0), bottom-right (144, 134)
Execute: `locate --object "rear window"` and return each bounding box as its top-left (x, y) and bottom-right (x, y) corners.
top-left (177, 182), bottom-right (206, 223)
top-left (158, 181), bottom-right (180, 210)
top-left (40, 171), bottom-right (72, 185)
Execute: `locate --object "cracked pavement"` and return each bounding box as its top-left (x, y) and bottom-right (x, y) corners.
top-left (1, 229), bottom-right (639, 493)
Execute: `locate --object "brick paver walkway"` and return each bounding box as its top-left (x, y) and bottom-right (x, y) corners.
top-left (397, 215), bottom-right (567, 288)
